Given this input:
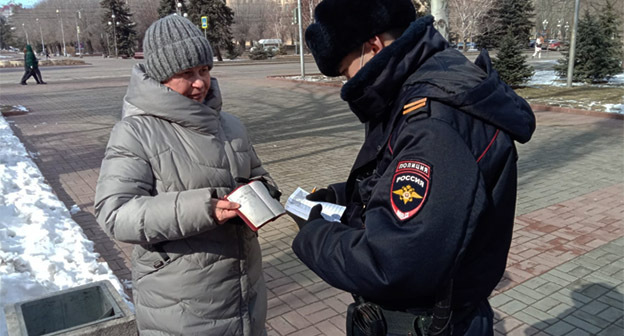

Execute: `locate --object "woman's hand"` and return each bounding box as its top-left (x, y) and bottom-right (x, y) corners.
top-left (211, 199), bottom-right (240, 225)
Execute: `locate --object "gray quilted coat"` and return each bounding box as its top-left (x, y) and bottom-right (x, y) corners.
top-left (95, 64), bottom-right (270, 335)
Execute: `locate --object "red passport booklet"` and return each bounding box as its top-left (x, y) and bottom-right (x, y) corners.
top-left (225, 180), bottom-right (285, 231)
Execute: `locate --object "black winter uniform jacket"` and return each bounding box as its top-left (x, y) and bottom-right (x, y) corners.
top-left (292, 16), bottom-right (535, 312)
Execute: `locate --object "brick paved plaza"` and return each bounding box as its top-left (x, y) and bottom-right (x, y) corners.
top-left (0, 58), bottom-right (622, 335)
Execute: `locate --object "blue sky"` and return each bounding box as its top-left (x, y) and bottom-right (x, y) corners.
top-left (1, 0), bottom-right (41, 8)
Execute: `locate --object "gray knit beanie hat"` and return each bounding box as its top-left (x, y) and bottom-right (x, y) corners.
top-left (143, 14), bottom-right (214, 82)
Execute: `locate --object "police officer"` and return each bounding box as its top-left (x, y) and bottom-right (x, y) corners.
top-left (291, 0), bottom-right (536, 335)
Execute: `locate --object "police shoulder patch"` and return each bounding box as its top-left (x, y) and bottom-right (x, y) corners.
top-left (402, 98), bottom-right (428, 115)
top-left (390, 160), bottom-right (431, 221)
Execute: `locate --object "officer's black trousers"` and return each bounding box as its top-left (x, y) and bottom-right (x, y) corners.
top-left (450, 300), bottom-right (493, 336)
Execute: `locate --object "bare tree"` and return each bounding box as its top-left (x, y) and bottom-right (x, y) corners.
top-left (127, 0), bottom-right (159, 50)
top-left (531, 0), bottom-right (621, 41)
top-left (231, 1), bottom-right (253, 47)
top-left (449, 0), bottom-right (494, 48)
top-left (266, 3), bottom-right (288, 41)
top-left (267, 2), bottom-right (296, 46)
top-left (231, 0), bottom-right (281, 48)
top-left (8, 0), bottom-right (157, 56)
top-left (534, 0), bottom-right (571, 40)
top-left (9, 0), bottom-right (105, 55)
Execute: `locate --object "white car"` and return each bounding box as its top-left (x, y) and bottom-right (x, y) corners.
top-left (250, 39), bottom-right (282, 52)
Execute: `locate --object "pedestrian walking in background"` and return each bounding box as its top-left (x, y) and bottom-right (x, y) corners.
top-left (94, 14), bottom-right (277, 335)
top-left (20, 45), bottom-right (46, 85)
top-left (532, 36), bottom-right (543, 59)
top-left (291, 0), bottom-right (535, 335)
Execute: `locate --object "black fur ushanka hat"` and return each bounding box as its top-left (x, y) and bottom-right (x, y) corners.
top-left (305, 0), bottom-right (416, 77)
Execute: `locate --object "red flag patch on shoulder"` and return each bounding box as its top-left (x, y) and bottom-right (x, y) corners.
top-left (391, 161), bottom-right (431, 221)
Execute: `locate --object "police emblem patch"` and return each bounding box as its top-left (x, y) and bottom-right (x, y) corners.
top-left (391, 161), bottom-right (431, 221)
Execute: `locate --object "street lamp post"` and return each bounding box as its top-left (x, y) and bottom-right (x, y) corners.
top-left (110, 13), bottom-right (118, 58)
top-left (176, 2), bottom-right (182, 16)
top-left (542, 19), bottom-right (548, 37)
top-left (56, 9), bottom-right (67, 57)
top-left (567, 0), bottom-right (581, 87)
top-left (36, 18), bottom-right (45, 55)
top-left (75, 10), bottom-right (82, 57)
top-left (557, 19), bottom-right (562, 40)
top-left (296, 0), bottom-right (305, 78)
top-left (22, 23), bottom-right (29, 45)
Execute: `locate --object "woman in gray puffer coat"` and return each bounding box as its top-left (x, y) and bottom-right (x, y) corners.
top-left (95, 15), bottom-right (274, 335)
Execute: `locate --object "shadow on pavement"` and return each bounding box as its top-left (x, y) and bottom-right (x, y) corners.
top-left (517, 117), bottom-right (622, 189)
top-left (227, 80), bottom-right (362, 146)
top-left (527, 282), bottom-right (622, 335)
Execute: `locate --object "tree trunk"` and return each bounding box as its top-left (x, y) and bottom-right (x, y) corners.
top-left (215, 45), bottom-right (223, 62)
top-left (86, 40), bottom-right (94, 54)
top-left (460, 32), bottom-right (466, 53)
top-left (431, 0), bottom-right (449, 41)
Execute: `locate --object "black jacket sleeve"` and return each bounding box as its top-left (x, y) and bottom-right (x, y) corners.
top-left (328, 182), bottom-right (347, 205)
top-left (292, 119), bottom-right (488, 304)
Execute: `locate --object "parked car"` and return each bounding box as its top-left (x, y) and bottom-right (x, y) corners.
top-left (547, 39), bottom-right (561, 51)
top-left (250, 38), bottom-right (282, 53)
top-left (454, 42), bottom-right (477, 51)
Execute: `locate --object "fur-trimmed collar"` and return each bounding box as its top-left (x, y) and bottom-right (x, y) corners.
top-left (340, 15), bottom-right (448, 123)
top-left (340, 16), bottom-right (535, 143)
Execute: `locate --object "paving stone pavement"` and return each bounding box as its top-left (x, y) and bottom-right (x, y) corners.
top-left (0, 58), bottom-right (622, 335)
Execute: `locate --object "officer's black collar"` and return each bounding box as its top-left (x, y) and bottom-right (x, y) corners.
top-left (340, 15), bottom-right (448, 123)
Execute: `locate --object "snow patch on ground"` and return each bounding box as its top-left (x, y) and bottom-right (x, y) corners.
top-left (527, 70), bottom-right (567, 86)
top-left (527, 70), bottom-right (624, 87)
top-left (604, 104), bottom-right (624, 114)
top-left (284, 74), bottom-right (346, 84)
top-left (13, 105), bottom-right (28, 112)
top-left (213, 57), bottom-right (247, 62)
top-left (69, 204), bottom-right (81, 214)
top-left (0, 114), bottom-right (131, 335)
top-left (608, 73), bottom-right (624, 85)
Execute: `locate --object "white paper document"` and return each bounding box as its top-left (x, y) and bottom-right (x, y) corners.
top-left (285, 187), bottom-right (346, 223)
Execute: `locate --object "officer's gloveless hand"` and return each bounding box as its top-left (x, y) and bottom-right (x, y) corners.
top-left (235, 177), bottom-right (282, 201)
top-left (305, 188), bottom-right (336, 203)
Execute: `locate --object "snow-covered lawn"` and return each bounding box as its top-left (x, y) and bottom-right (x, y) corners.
top-left (525, 70), bottom-right (623, 114)
top-left (527, 69), bottom-right (624, 87)
top-left (0, 112), bottom-right (130, 335)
